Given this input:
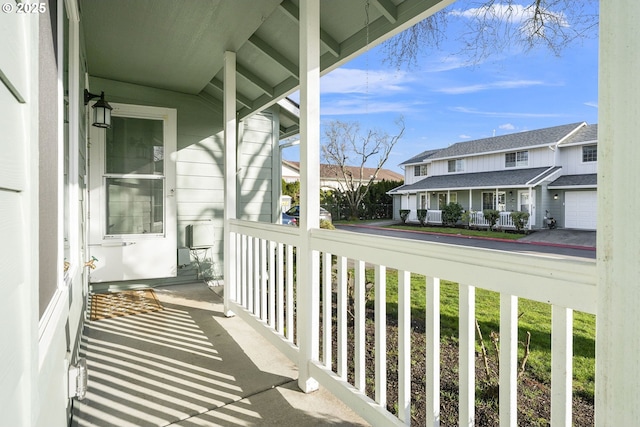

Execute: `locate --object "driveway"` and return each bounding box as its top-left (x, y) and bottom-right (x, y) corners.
top-left (335, 222), bottom-right (596, 260)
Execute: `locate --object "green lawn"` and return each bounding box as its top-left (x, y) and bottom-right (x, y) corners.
top-left (387, 224), bottom-right (525, 240)
top-left (370, 269), bottom-right (596, 400)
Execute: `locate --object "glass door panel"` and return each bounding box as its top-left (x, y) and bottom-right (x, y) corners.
top-left (106, 178), bottom-right (164, 235)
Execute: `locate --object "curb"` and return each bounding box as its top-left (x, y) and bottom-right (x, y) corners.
top-left (339, 223), bottom-right (597, 251)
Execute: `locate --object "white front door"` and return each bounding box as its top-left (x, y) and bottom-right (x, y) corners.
top-left (88, 104), bottom-right (177, 283)
top-left (518, 190), bottom-right (536, 226)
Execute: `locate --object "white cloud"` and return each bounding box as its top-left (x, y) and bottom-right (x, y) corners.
top-left (459, 134), bottom-right (471, 139)
top-left (449, 3), bottom-right (568, 26)
top-left (436, 79), bottom-right (545, 94)
top-left (499, 123), bottom-right (515, 130)
top-left (584, 101), bottom-right (598, 108)
top-left (321, 68), bottom-right (412, 95)
top-left (321, 97), bottom-right (422, 116)
top-left (451, 106), bottom-right (564, 119)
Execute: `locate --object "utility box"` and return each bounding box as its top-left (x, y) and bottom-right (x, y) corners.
top-left (177, 247), bottom-right (191, 267)
top-left (186, 222), bottom-right (215, 249)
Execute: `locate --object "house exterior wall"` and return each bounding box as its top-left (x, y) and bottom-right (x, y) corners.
top-left (428, 146), bottom-right (555, 176)
top-left (557, 144), bottom-right (598, 175)
top-left (403, 164), bottom-right (429, 185)
top-left (88, 77), bottom-right (278, 282)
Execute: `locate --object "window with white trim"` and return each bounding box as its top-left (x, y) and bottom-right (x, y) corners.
top-left (505, 150), bottom-right (529, 167)
top-left (582, 145), bottom-right (597, 162)
top-left (447, 159), bottom-right (464, 173)
top-left (414, 164), bottom-right (428, 176)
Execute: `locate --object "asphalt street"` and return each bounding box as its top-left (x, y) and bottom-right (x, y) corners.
top-left (335, 224), bottom-right (596, 260)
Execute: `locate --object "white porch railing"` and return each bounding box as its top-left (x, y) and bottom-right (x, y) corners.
top-left (469, 211), bottom-right (531, 230)
top-left (227, 219), bottom-right (596, 426)
top-left (427, 210), bottom-right (442, 224)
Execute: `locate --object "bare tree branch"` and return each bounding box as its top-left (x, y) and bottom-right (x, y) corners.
top-left (383, 0), bottom-right (598, 67)
top-left (321, 118), bottom-right (405, 219)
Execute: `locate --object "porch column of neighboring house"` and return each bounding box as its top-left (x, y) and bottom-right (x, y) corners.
top-left (468, 189), bottom-right (472, 212)
top-left (495, 188), bottom-right (499, 211)
top-left (223, 51), bottom-right (237, 317)
top-left (528, 187), bottom-right (533, 229)
top-left (597, 1), bottom-right (640, 423)
top-left (298, 0), bottom-right (321, 393)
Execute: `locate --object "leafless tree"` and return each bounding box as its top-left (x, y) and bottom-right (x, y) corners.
top-left (321, 118), bottom-right (405, 219)
top-left (382, 0), bottom-right (599, 67)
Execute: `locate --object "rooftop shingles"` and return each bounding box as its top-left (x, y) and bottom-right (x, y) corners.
top-left (549, 174), bottom-right (597, 188)
top-left (389, 167), bottom-right (559, 193)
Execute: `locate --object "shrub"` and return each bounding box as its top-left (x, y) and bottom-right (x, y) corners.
top-left (399, 209), bottom-right (410, 224)
top-left (416, 209), bottom-right (428, 226)
top-left (483, 209), bottom-right (500, 230)
top-left (320, 219), bottom-right (336, 230)
top-left (442, 203), bottom-right (464, 226)
top-left (510, 211), bottom-right (530, 232)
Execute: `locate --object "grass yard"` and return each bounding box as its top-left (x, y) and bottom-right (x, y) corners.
top-left (387, 224), bottom-right (526, 240)
top-left (369, 269), bottom-right (596, 400)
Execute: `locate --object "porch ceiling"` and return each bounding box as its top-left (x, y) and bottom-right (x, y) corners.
top-left (79, 0), bottom-right (453, 122)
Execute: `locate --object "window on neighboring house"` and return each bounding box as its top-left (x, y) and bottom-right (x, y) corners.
top-left (482, 191), bottom-right (506, 211)
top-left (414, 164), bottom-right (429, 176)
top-left (505, 150), bottom-right (529, 167)
top-left (448, 159), bottom-right (464, 173)
top-left (582, 145), bottom-right (597, 162)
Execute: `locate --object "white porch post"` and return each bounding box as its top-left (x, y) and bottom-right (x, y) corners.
top-left (597, 1), bottom-right (640, 424)
top-left (223, 51), bottom-right (237, 317)
top-left (528, 187), bottom-right (533, 229)
top-left (298, 0), bottom-right (320, 393)
top-left (468, 189), bottom-right (472, 211)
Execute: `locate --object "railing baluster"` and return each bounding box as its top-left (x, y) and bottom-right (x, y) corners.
top-left (241, 234), bottom-right (248, 307)
top-left (500, 294), bottom-right (518, 426)
top-left (261, 238), bottom-right (268, 321)
top-left (426, 276), bottom-right (440, 427)
top-left (354, 260), bottom-right (366, 392)
top-left (398, 270), bottom-right (411, 424)
top-left (277, 242), bottom-right (284, 334)
top-left (551, 305), bottom-right (573, 427)
top-left (459, 284), bottom-right (476, 427)
top-left (375, 265), bottom-right (387, 408)
top-left (337, 255), bottom-right (347, 379)
top-left (268, 240), bottom-right (275, 328)
top-left (253, 237), bottom-right (260, 316)
top-left (322, 252), bottom-right (332, 369)
top-left (286, 244), bottom-right (294, 342)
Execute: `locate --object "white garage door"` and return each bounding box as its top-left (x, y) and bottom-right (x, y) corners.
top-left (565, 191), bottom-right (597, 230)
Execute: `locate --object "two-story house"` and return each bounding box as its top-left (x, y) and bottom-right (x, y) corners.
top-left (389, 122), bottom-right (598, 230)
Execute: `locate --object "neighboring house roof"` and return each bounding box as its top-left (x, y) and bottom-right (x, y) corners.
top-left (389, 167), bottom-right (561, 193)
top-left (548, 174), bottom-right (598, 188)
top-left (558, 124), bottom-right (598, 146)
top-left (399, 149), bottom-right (441, 166)
top-left (401, 122), bottom-right (587, 164)
top-left (283, 161), bottom-right (403, 182)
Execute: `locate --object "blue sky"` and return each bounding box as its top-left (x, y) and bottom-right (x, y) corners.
top-left (282, 2), bottom-right (599, 175)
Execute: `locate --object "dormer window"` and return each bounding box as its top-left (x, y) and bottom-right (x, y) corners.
top-left (448, 159), bottom-right (464, 173)
top-left (505, 150), bottom-right (529, 168)
top-left (582, 145), bottom-right (597, 162)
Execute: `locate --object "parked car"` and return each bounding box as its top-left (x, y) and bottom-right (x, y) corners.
top-left (282, 205), bottom-right (332, 225)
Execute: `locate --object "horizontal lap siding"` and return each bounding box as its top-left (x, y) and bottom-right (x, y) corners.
top-left (239, 112), bottom-right (276, 222)
top-left (0, 10), bottom-right (35, 426)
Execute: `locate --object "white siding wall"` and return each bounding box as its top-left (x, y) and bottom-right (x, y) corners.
top-left (557, 145), bottom-right (598, 175)
top-left (239, 112), bottom-right (277, 223)
top-left (429, 147), bottom-right (556, 176)
top-left (1, 7), bottom-right (49, 427)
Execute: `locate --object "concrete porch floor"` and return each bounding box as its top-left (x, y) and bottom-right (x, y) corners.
top-left (72, 282), bottom-right (369, 427)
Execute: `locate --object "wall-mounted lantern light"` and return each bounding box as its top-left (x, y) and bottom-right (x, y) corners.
top-left (84, 90), bottom-right (112, 128)
top-left (553, 193), bottom-right (559, 200)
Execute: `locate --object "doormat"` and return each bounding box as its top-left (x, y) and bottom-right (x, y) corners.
top-left (90, 289), bottom-right (163, 321)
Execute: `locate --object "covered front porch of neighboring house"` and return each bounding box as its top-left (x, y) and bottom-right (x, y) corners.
top-left (391, 167), bottom-right (563, 230)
